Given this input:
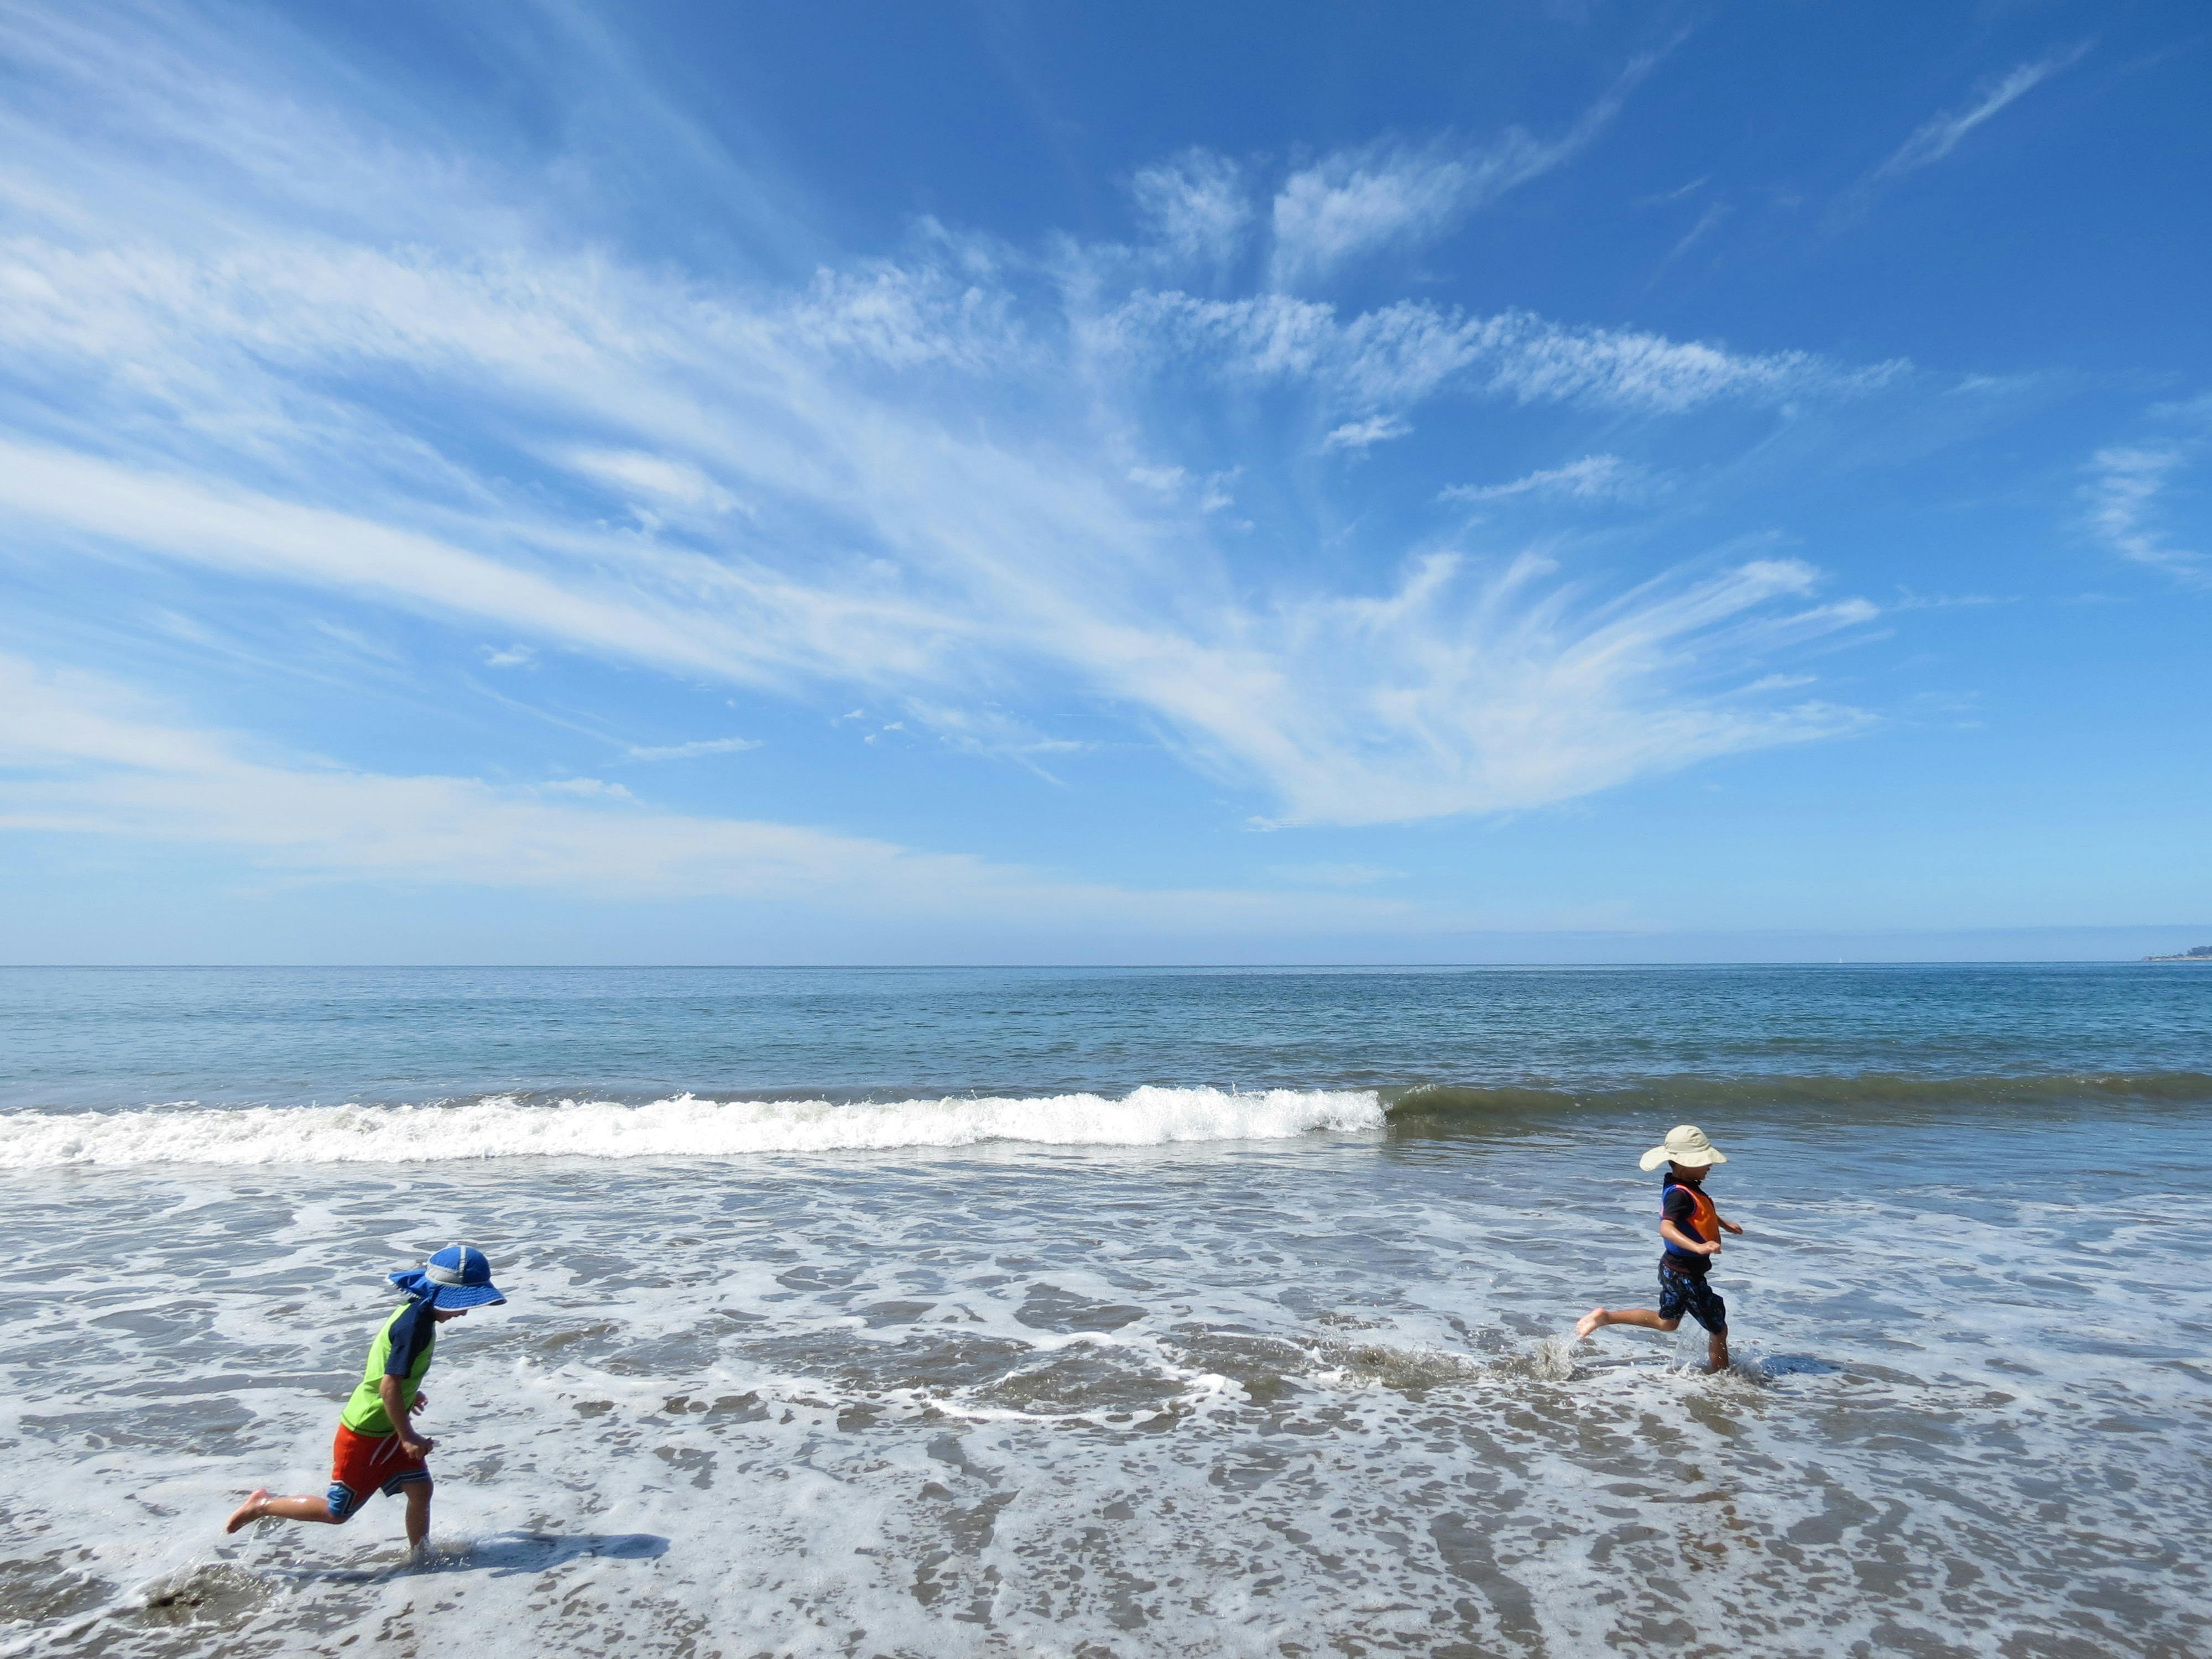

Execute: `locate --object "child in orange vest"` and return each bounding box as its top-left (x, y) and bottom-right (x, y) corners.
top-left (1576, 1125), bottom-right (1743, 1372)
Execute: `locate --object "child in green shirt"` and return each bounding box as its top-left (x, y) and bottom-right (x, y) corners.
top-left (225, 1245), bottom-right (507, 1553)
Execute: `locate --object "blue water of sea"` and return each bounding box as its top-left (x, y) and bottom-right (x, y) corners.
top-left (5, 961), bottom-right (2207, 1112)
top-left (3, 963), bottom-right (2208, 1656)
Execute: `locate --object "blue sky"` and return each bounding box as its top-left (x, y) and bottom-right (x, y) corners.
top-left (0, 0), bottom-right (2206, 963)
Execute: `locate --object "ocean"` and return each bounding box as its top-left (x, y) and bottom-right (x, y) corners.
top-left (2, 963), bottom-right (2208, 1656)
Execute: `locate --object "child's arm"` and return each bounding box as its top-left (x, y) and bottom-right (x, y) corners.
top-left (1716, 1212), bottom-right (1744, 1235)
top-left (379, 1375), bottom-right (436, 1458)
top-left (1659, 1218), bottom-right (1720, 1256)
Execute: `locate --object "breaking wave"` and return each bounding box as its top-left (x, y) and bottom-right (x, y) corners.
top-left (6, 1070), bottom-right (2201, 1170)
top-left (0, 1086), bottom-right (1386, 1168)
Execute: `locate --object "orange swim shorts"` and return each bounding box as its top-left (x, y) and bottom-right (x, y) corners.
top-left (326, 1422), bottom-right (429, 1519)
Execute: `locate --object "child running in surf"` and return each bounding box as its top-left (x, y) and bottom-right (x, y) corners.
top-left (225, 1245), bottom-right (508, 1554)
top-left (1575, 1125), bottom-right (1743, 1372)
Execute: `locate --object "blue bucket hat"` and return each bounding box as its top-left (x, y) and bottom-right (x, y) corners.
top-left (389, 1243), bottom-right (508, 1310)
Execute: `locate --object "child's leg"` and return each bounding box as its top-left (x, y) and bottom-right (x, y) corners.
top-left (1688, 1277), bottom-right (1730, 1373)
top-left (1577, 1306), bottom-right (1681, 1338)
top-left (226, 1489), bottom-right (348, 1532)
top-left (401, 1480), bottom-right (432, 1551)
top-left (1582, 1264), bottom-right (1697, 1342)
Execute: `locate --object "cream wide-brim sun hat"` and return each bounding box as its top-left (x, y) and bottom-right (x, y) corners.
top-left (1639, 1124), bottom-right (1728, 1171)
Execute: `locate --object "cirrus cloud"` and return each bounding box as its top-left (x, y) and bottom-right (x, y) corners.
top-left (0, 0), bottom-right (1897, 846)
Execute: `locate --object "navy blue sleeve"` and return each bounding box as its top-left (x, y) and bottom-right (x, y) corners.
top-left (383, 1298), bottom-right (436, 1378)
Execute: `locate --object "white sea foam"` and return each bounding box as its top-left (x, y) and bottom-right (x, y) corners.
top-left (0, 1086), bottom-right (1385, 1167)
top-left (8, 1119), bottom-right (2212, 1657)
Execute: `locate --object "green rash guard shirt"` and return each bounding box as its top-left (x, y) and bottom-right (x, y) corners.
top-left (338, 1300), bottom-right (436, 1436)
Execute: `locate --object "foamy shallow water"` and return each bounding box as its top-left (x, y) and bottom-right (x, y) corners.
top-left (4, 1112), bottom-right (2209, 1657)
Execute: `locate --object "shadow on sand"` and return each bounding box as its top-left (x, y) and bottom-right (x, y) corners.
top-left (268, 1530), bottom-right (669, 1585)
top-left (434, 1530), bottom-right (670, 1577)
top-left (1755, 1354), bottom-right (1841, 1379)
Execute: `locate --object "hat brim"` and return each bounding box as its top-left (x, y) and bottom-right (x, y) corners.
top-left (427, 1282), bottom-right (507, 1309)
top-left (1640, 1145), bottom-right (1725, 1170)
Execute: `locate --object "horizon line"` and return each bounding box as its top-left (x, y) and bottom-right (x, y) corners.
top-left (1, 957), bottom-right (2203, 972)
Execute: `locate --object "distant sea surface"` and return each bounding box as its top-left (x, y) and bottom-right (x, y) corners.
top-left (4, 964), bottom-right (2209, 1656)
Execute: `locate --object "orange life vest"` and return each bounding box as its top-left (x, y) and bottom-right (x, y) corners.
top-left (1663, 1177), bottom-right (1718, 1260)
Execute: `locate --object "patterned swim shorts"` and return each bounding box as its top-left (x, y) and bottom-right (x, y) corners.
top-left (325, 1422), bottom-right (430, 1520)
top-left (1657, 1260), bottom-right (1728, 1333)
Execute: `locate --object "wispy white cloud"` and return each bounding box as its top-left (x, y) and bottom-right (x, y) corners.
top-left (1885, 589), bottom-right (2010, 612)
top-left (0, 438), bottom-right (971, 694)
top-left (1120, 462), bottom-right (1239, 514)
top-left (1874, 43), bottom-right (2093, 180)
top-left (0, 5), bottom-right (1895, 838)
top-left (1267, 49), bottom-right (1666, 286)
top-left (0, 654), bottom-right (1431, 930)
top-left (1131, 149), bottom-right (1252, 268)
top-left (1323, 415), bottom-right (1411, 451)
top-left (0, 658), bottom-right (993, 904)
top-left (564, 448), bottom-right (745, 514)
top-left (1642, 176), bottom-right (1708, 207)
top-left (1441, 453), bottom-right (1658, 504)
top-left (0, 226), bottom-right (1894, 828)
top-left (1271, 139), bottom-right (1491, 287)
top-left (624, 737), bottom-right (761, 761)
top-left (1652, 200), bottom-right (1729, 278)
top-left (1093, 292), bottom-right (1903, 419)
top-left (1270, 862), bottom-right (1402, 888)
top-left (1827, 40), bottom-right (2096, 231)
top-left (792, 256), bottom-right (1031, 372)
top-left (901, 701), bottom-right (1085, 785)
top-left (1212, 552), bottom-right (1879, 827)
top-left (482, 644), bottom-right (536, 669)
top-left (2083, 442), bottom-right (2201, 581)
top-left (1477, 315), bottom-right (1900, 410)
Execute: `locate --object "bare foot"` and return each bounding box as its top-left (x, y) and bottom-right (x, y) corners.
top-left (225, 1489), bottom-right (270, 1534)
top-left (1575, 1307), bottom-right (1609, 1340)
